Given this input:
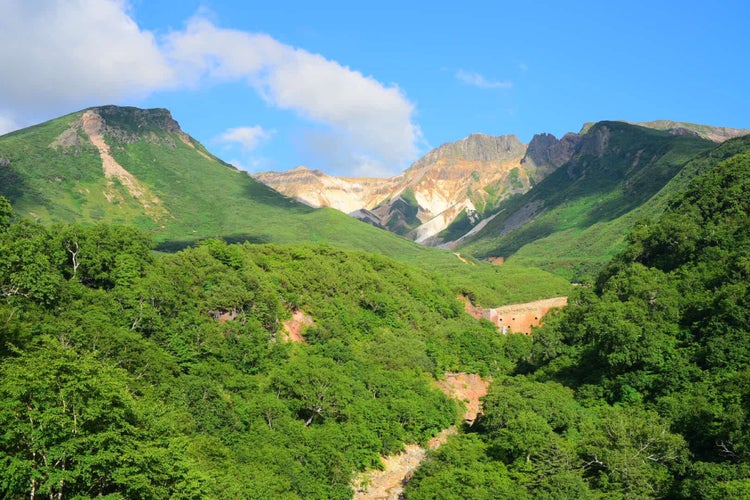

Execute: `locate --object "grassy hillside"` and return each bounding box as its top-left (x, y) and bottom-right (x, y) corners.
top-left (457, 121), bottom-right (718, 281)
top-left (0, 106), bottom-right (570, 305)
top-left (507, 134), bottom-right (750, 280)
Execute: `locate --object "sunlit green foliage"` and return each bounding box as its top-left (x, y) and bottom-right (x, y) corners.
top-left (407, 136), bottom-right (750, 498)
top-left (0, 106), bottom-right (569, 308)
top-left (0, 199), bottom-right (530, 498)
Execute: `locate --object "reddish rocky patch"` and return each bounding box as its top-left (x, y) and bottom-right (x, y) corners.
top-left (461, 296), bottom-right (568, 334)
top-left (281, 309), bottom-right (313, 343)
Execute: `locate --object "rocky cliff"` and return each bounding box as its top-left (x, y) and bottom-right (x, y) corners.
top-left (253, 167), bottom-right (398, 214)
top-left (255, 132), bottom-right (563, 243)
top-left (254, 119), bottom-right (749, 246)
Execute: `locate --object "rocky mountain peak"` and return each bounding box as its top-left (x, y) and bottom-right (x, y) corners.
top-left (64, 105), bottom-right (190, 147)
top-left (410, 133), bottom-right (525, 170)
top-left (576, 122), bottom-right (615, 158)
top-left (93, 105), bottom-right (182, 135)
top-left (522, 132), bottom-right (582, 175)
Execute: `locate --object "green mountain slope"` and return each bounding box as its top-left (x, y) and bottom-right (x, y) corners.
top-left (0, 106), bottom-right (569, 305)
top-left (0, 208), bottom-right (533, 498)
top-left (406, 121), bottom-right (750, 500)
top-left (456, 121), bottom-right (720, 280)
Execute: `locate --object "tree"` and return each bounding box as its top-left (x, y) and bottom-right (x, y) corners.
top-left (0, 339), bottom-right (139, 497)
top-left (579, 405), bottom-right (689, 498)
top-left (0, 338), bottom-right (205, 498)
top-left (54, 224), bottom-right (152, 289)
top-left (0, 195), bottom-right (11, 230)
top-left (270, 354), bottom-right (354, 426)
top-left (0, 221), bottom-right (62, 305)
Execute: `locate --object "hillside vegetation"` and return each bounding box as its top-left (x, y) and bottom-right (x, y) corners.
top-left (405, 140), bottom-right (750, 498)
top-left (0, 106), bottom-right (570, 306)
top-left (0, 197), bottom-right (541, 498)
top-left (457, 122), bottom-right (717, 280)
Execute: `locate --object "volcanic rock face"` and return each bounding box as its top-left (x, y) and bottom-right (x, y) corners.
top-left (253, 167), bottom-right (399, 215)
top-left (256, 119), bottom-right (747, 245)
top-left (255, 133), bottom-right (556, 243)
top-left (522, 132), bottom-right (582, 179)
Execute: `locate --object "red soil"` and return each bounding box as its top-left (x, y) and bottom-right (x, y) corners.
top-left (281, 309), bottom-right (313, 343)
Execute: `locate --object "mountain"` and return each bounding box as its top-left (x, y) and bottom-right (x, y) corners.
top-left (455, 121), bottom-right (739, 279)
top-left (405, 143), bottom-right (750, 499)
top-left (0, 105), bottom-right (571, 305)
top-left (251, 166), bottom-right (398, 215)
top-left (581, 119), bottom-right (750, 142)
top-left (256, 133), bottom-right (563, 243)
top-left (255, 121), bottom-right (748, 247)
top-left (0, 104), bottom-right (425, 251)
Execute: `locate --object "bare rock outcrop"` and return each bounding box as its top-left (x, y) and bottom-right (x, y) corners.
top-left (255, 132), bottom-right (550, 244)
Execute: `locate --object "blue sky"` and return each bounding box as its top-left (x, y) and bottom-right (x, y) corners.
top-left (1, 1), bottom-right (748, 177)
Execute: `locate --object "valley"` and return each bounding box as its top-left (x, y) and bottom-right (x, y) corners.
top-left (1, 105), bottom-right (750, 498)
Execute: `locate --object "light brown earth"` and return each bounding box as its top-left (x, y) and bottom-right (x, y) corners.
top-left (491, 296), bottom-right (567, 334)
top-left (434, 372), bottom-right (490, 425)
top-left (281, 309), bottom-right (313, 343)
top-left (453, 252), bottom-right (475, 265)
top-left (460, 295), bottom-right (568, 334)
top-left (487, 256), bottom-right (505, 266)
top-left (352, 373), bottom-right (489, 500)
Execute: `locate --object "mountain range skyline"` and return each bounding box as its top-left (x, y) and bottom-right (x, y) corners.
top-left (1, 0), bottom-right (749, 178)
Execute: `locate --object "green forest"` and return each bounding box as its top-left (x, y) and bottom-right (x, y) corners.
top-left (2, 119), bottom-right (750, 498)
top-left (404, 145), bottom-right (750, 498)
top-left (0, 195), bottom-right (522, 498)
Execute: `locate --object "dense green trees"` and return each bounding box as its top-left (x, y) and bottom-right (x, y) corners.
top-left (406, 142), bottom-right (750, 498)
top-left (0, 197), bottom-right (515, 498)
top-left (3, 134), bottom-right (750, 498)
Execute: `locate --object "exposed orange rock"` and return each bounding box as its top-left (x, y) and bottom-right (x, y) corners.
top-left (353, 373), bottom-right (489, 500)
top-left (458, 295), bottom-right (484, 321)
top-left (434, 372), bottom-right (490, 425)
top-left (281, 309), bottom-right (313, 343)
top-left (461, 296), bottom-right (568, 334)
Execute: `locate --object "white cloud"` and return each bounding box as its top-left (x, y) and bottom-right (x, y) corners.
top-left (456, 69), bottom-right (512, 90)
top-left (0, 2), bottom-right (421, 176)
top-left (165, 18), bottom-right (421, 175)
top-left (217, 126), bottom-right (272, 152)
top-left (0, 0), bottom-right (173, 114)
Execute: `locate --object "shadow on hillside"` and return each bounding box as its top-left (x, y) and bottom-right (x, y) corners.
top-left (154, 233), bottom-right (273, 253)
top-left (0, 163), bottom-right (32, 206)
top-left (242, 180), bottom-right (316, 213)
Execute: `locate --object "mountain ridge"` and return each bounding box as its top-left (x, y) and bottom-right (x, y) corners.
top-left (255, 120), bottom-right (747, 246)
top-left (0, 104), bottom-right (572, 306)
top-left (455, 120), bottom-right (737, 279)
top-left (256, 132), bottom-right (549, 242)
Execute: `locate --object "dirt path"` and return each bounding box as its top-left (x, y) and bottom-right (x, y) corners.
top-left (453, 253), bottom-right (475, 265)
top-left (353, 373), bottom-right (489, 499)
